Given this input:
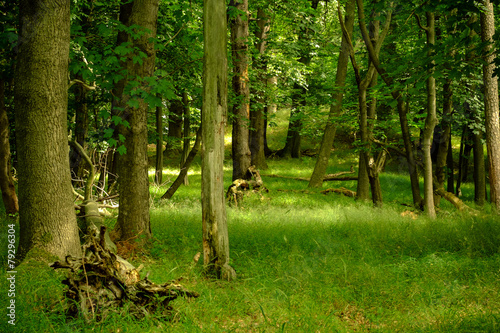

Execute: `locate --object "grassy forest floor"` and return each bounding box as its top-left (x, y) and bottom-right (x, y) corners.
top-left (2, 118), bottom-right (500, 332)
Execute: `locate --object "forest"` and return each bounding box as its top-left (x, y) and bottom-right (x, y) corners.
top-left (1, 0), bottom-right (500, 331)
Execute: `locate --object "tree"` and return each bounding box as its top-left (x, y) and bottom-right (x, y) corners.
top-left (202, 0), bottom-right (236, 281)
top-left (355, 0), bottom-right (422, 207)
top-left (249, 7), bottom-right (270, 170)
top-left (309, 0), bottom-right (356, 188)
top-left (480, 0), bottom-right (500, 211)
top-left (0, 79), bottom-right (18, 216)
top-left (416, 11), bottom-right (438, 218)
top-left (229, 0), bottom-right (252, 181)
top-left (113, 0), bottom-right (160, 242)
top-left (15, 0), bottom-right (81, 259)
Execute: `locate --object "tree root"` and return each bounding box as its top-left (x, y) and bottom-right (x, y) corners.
top-left (50, 226), bottom-right (198, 322)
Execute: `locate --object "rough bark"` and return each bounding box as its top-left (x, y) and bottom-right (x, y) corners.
top-left (15, 0), bottom-right (81, 259)
top-left (202, 0), bottom-right (236, 281)
top-left (309, 0), bottom-right (356, 188)
top-left (480, 0), bottom-right (500, 211)
top-left (0, 79), bottom-right (18, 215)
top-left (250, 7), bottom-right (270, 170)
top-left (114, 0), bottom-right (159, 242)
top-left (230, 0), bottom-right (251, 181)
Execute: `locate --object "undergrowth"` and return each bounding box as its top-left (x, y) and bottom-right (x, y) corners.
top-left (1, 153), bottom-right (500, 332)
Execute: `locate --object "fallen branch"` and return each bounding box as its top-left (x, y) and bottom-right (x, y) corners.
top-left (321, 187), bottom-right (357, 197)
top-left (433, 187), bottom-right (478, 214)
top-left (265, 168), bottom-right (356, 182)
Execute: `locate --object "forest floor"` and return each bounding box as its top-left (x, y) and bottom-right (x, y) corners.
top-left (1, 143), bottom-right (500, 332)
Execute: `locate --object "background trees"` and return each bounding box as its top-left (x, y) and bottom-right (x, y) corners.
top-left (2, 0), bottom-right (500, 266)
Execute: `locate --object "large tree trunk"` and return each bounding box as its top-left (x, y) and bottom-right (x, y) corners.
top-left (202, 0), bottom-right (236, 281)
top-left (114, 0), bottom-right (159, 242)
top-left (0, 79), bottom-right (18, 216)
top-left (480, 0), bottom-right (500, 211)
top-left (15, 0), bottom-right (81, 260)
top-left (250, 7), bottom-right (270, 170)
top-left (309, 0), bottom-right (356, 188)
top-left (230, 0), bottom-right (251, 181)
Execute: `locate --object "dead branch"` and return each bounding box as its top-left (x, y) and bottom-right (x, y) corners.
top-left (50, 227), bottom-right (198, 321)
top-left (321, 187), bottom-right (357, 197)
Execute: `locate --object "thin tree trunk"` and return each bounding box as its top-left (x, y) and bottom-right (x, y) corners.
top-left (164, 98), bottom-right (183, 154)
top-left (447, 134), bottom-right (455, 193)
top-left (355, 0), bottom-right (422, 207)
top-left (0, 79), bottom-right (18, 216)
top-left (181, 91), bottom-right (191, 185)
top-left (417, 12), bottom-right (438, 218)
top-left (162, 126), bottom-right (201, 200)
top-left (434, 79), bottom-right (453, 206)
top-left (480, 0), bottom-right (500, 210)
top-left (309, 0), bottom-right (356, 188)
top-left (202, 0), bottom-right (236, 281)
top-left (230, 0), bottom-right (251, 181)
top-left (15, 0), bottom-right (81, 260)
top-left (250, 7), bottom-right (270, 169)
top-left (473, 129), bottom-right (486, 206)
top-left (155, 94), bottom-right (163, 184)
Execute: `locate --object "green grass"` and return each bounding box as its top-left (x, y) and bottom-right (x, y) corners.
top-left (2, 142), bottom-right (500, 332)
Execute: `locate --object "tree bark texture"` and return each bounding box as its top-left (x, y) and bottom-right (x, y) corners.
top-left (115, 0), bottom-right (159, 241)
top-left (480, 0), bottom-right (500, 211)
top-left (309, 0), bottom-right (355, 188)
top-left (230, 0), bottom-right (251, 181)
top-left (0, 79), bottom-right (18, 215)
top-left (419, 12), bottom-right (438, 218)
top-left (202, 0), bottom-right (235, 281)
top-left (15, 0), bottom-right (81, 259)
top-left (250, 7), bottom-right (270, 170)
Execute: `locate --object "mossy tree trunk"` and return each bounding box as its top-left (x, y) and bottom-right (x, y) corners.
top-left (202, 0), bottom-right (236, 281)
top-left (15, 0), bottom-right (81, 260)
top-left (114, 0), bottom-right (159, 242)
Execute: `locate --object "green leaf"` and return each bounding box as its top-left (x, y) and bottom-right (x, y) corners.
top-left (117, 145), bottom-right (127, 155)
